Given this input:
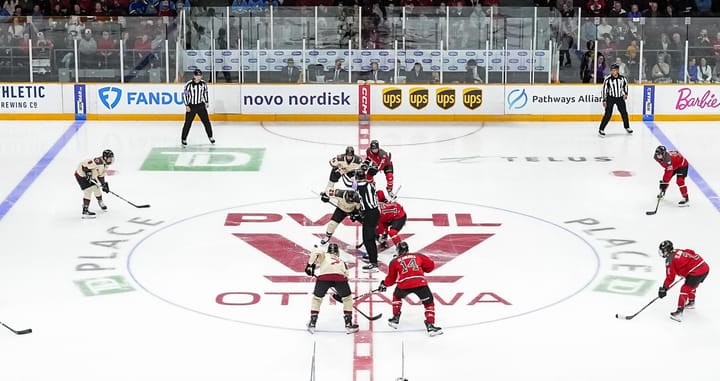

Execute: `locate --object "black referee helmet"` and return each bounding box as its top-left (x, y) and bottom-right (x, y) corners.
top-left (193, 68), bottom-right (202, 76)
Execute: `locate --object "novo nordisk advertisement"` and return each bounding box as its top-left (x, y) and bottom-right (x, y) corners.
top-left (92, 84), bottom-right (189, 114)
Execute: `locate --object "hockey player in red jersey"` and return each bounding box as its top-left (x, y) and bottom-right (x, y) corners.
top-left (657, 240), bottom-right (710, 322)
top-left (376, 190), bottom-right (407, 248)
top-left (377, 241), bottom-right (443, 336)
top-left (365, 140), bottom-right (395, 197)
top-left (654, 145), bottom-right (690, 205)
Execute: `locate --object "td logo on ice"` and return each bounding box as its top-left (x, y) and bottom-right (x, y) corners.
top-left (98, 86), bottom-right (122, 110)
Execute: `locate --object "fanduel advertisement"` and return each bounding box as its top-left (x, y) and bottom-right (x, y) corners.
top-left (92, 84), bottom-right (188, 114)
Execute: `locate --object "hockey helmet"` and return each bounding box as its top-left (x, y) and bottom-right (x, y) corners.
top-left (327, 243), bottom-right (339, 255)
top-left (345, 146), bottom-right (355, 157)
top-left (369, 140), bottom-right (379, 150)
top-left (355, 166), bottom-right (367, 180)
top-left (654, 145), bottom-right (667, 157)
top-left (376, 190), bottom-right (386, 202)
top-left (396, 241), bottom-right (409, 256)
top-left (659, 240), bottom-right (674, 258)
top-left (102, 149), bottom-right (114, 163)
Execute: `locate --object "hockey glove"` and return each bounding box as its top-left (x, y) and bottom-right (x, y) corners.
top-left (367, 165), bottom-right (379, 176)
top-left (331, 293), bottom-right (343, 303)
top-left (363, 157), bottom-right (372, 167)
top-left (659, 181), bottom-right (669, 192)
top-left (101, 182), bottom-right (110, 193)
top-left (320, 192), bottom-right (330, 203)
top-left (349, 211), bottom-right (363, 222)
top-left (378, 281), bottom-right (387, 292)
top-left (658, 286), bottom-right (667, 299)
top-left (304, 263), bottom-right (316, 277)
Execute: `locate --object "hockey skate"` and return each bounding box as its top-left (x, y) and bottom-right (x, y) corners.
top-left (678, 196), bottom-right (689, 206)
top-left (685, 300), bottom-right (695, 309)
top-left (319, 234), bottom-right (332, 246)
top-left (82, 208), bottom-right (96, 219)
top-left (388, 313), bottom-right (401, 329)
top-left (670, 308), bottom-right (684, 322)
top-left (362, 263), bottom-right (379, 273)
top-left (97, 199), bottom-right (107, 211)
top-left (344, 315), bottom-right (359, 334)
top-left (209, 137), bottom-right (216, 144)
top-left (181, 140), bottom-right (187, 147)
top-left (307, 314), bottom-right (318, 334)
top-left (424, 321), bottom-right (444, 336)
top-left (359, 253), bottom-right (370, 263)
top-left (377, 234), bottom-right (388, 248)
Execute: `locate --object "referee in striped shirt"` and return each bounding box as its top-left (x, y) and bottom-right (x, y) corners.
top-left (354, 165), bottom-right (381, 272)
top-left (181, 69), bottom-right (214, 147)
top-left (598, 63), bottom-right (633, 137)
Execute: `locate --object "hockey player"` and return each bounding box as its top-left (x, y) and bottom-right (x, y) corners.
top-left (354, 166), bottom-right (381, 272)
top-left (318, 188), bottom-right (362, 245)
top-left (305, 243), bottom-right (359, 334)
top-left (654, 145), bottom-right (690, 205)
top-left (378, 241), bottom-right (443, 336)
top-left (365, 139), bottom-right (395, 197)
top-left (657, 240), bottom-right (710, 322)
top-left (376, 190), bottom-right (406, 248)
top-left (74, 149), bottom-right (113, 218)
top-left (326, 146), bottom-right (363, 192)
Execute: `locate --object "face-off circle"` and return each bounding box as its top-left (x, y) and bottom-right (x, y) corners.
top-left (127, 198), bottom-right (599, 332)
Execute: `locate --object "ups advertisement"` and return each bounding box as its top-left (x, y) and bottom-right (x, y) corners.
top-left (375, 85), bottom-right (498, 114)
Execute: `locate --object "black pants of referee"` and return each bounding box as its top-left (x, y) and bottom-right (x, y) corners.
top-left (598, 96), bottom-right (630, 132)
top-left (362, 208), bottom-right (381, 265)
top-left (181, 103), bottom-right (213, 141)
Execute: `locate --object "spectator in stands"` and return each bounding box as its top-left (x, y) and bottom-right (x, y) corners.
top-left (90, 1), bottom-right (105, 16)
top-left (97, 30), bottom-right (116, 67)
top-left (145, 0), bottom-right (159, 15)
top-left (667, 31), bottom-right (683, 68)
top-left (307, 63), bottom-right (326, 83)
top-left (278, 57), bottom-right (301, 83)
top-left (607, 1), bottom-right (626, 16)
top-left (16, 0), bottom-right (31, 14)
top-left (599, 33), bottom-right (616, 62)
top-left (78, 29), bottom-right (97, 67)
top-left (697, 57), bottom-right (712, 83)
top-left (651, 53), bottom-right (672, 83)
top-left (627, 3), bottom-right (642, 17)
top-left (559, 2), bottom-right (573, 16)
top-left (406, 62), bottom-right (429, 83)
top-left (77, 0), bottom-right (93, 13)
top-left (580, 17), bottom-right (596, 47)
top-left (678, 57), bottom-right (698, 83)
top-left (643, 1), bottom-right (662, 16)
top-left (0, 6), bottom-right (9, 20)
top-left (364, 61), bottom-right (389, 82)
top-left (71, 3), bottom-right (85, 15)
top-left (463, 58), bottom-right (484, 83)
top-left (35, 31), bottom-right (53, 49)
top-left (586, 0), bottom-right (605, 16)
top-left (30, 3), bottom-right (42, 15)
top-left (612, 18), bottom-right (631, 49)
top-left (327, 59), bottom-right (348, 83)
top-left (158, 0), bottom-right (174, 16)
top-left (108, 0), bottom-right (128, 16)
top-left (694, 29), bottom-right (712, 58)
top-left (18, 31), bottom-right (30, 55)
top-left (7, 16), bottom-right (23, 38)
top-left (596, 18), bottom-right (612, 39)
top-left (133, 33), bottom-right (151, 61)
top-left (12, 5), bottom-right (21, 16)
top-left (713, 60), bottom-right (720, 82)
top-left (694, 0), bottom-right (712, 15)
top-left (558, 32), bottom-right (573, 68)
top-left (712, 32), bottom-right (720, 57)
top-left (129, 0), bottom-right (146, 15)
top-left (615, 56), bottom-right (629, 77)
top-left (663, 3), bottom-right (677, 16)
top-left (595, 54), bottom-right (607, 82)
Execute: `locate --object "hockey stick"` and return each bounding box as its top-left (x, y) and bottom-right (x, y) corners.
top-left (1, 321), bottom-right (32, 335)
top-left (309, 341), bottom-right (316, 381)
top-left (332, 288), bottom-right (380, 302)
top-left (646, 195), bottom-right (662, 215)
top-left (92, 180), bottom-right (150, 208)
top-left (615, 278), bottom-right (681, 320)
top-left (354, 304), bottom-right (382, 321)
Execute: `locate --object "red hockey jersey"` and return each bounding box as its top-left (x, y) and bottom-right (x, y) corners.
top-left (384, 253), bottom-right (435, 289)
top-left (655, 150), bottom-right (688, 183)
top-left (366, 148), bottom-right (392, 171)
top-left (663, 248), bottom-right (709, 288)
top-left (379, 201), bottom-right (406, 224)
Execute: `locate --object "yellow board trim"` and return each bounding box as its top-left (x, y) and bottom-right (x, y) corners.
top-left (2, 114), bottom-right (720, 122)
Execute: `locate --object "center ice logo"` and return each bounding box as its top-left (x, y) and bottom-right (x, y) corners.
top-left (98, 86), bottom-right (122, 110)
top-left (126, 198), bottom-right (599, 331)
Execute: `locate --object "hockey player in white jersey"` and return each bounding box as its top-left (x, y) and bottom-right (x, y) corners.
top-left (305, 243), bottom-right (359, 334)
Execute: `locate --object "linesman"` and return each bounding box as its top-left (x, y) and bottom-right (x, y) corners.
top-left (181, 69), bottom-right (214, 146)
top-left (598, 63), bottom-right (633, 137)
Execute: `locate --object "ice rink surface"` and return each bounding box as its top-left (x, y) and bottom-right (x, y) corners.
top-left (0, 120), bottom-right (719, 380)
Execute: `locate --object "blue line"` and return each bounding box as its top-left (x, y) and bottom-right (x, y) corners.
top-left (644, 121), bottom-right (720, 213)
top-left (0, 121), bottom-right (85, 222)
